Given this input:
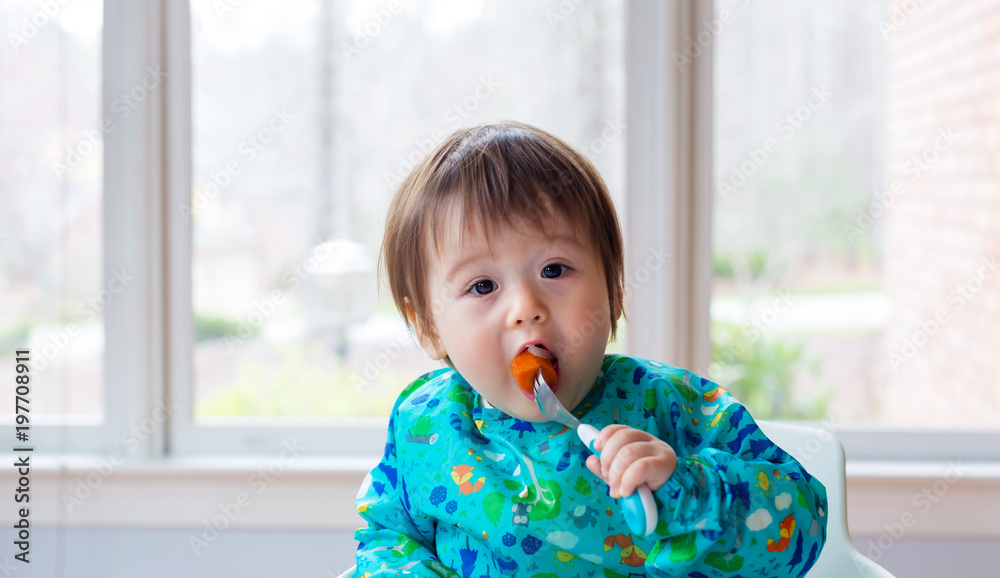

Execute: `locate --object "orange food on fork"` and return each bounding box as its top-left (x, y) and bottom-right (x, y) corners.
top-left (509, 347), bottom-right (558, 399)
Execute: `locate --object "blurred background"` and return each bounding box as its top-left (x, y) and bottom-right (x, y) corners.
top-left (0, 0), bottom-right (997, 576)
top-left (6, 0), bottom-right (998, 428)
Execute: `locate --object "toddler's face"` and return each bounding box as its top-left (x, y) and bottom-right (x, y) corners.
top-left (407, 202), bottom-right (612, 421)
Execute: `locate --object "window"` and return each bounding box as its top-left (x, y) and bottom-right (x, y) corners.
top-left (7, 0), bottom-right (997, 465)
top-left (174, 0), bottom-right (627, 454)
top-left (708, 0), bottom-right (1000, 457)
top-left (1, 0), bottom-right (106, 450)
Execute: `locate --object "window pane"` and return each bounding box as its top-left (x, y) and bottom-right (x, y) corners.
top-left (0, 0), bottom-right (103, 418)
top-left (190, 0), bottom-right (626, 418)
top-left (710, 0), bottom-right (999, 428)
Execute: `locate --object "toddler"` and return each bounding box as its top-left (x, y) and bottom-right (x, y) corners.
top-left (354, 121), bottom-right (827, 577)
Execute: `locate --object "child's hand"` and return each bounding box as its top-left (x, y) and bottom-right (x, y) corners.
top-left (585, 425), bottom-right (677, 499)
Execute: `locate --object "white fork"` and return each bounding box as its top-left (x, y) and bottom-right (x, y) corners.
top-left (533, 370), bottom-right (657, 536)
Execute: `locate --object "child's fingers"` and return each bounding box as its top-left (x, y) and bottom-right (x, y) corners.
top-left (599, 429), bottom-right (656, 489)
top-left (585, 454), bottom-right (605, 480)
top-left (593, 424), bottom-right (629, 452)
top-left (608, 444), bottom-right (661, 495)
top-left (616, 455), bottom-right (670, 496)
top-left (594, 425), bottom-right (643, 468)
top-left (592, 424), bottom-right (630, 477)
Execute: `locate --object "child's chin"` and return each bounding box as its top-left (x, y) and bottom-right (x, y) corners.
top-left (505, 396), bottom-right (549, 422)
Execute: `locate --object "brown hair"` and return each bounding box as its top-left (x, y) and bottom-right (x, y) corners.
top-left (378, 120), bottom-right (626, 360)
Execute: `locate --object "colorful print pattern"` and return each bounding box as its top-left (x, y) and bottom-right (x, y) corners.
top-left (354, 354), bottom-right (828, 577)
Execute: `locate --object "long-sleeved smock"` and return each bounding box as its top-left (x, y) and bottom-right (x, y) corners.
top-left (354, 353), bottom-right (828, 577)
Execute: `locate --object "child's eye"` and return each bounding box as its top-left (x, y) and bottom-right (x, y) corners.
top-left (468, 279), bottom-right (497, 296)
top-left (541, 263), bottom-right (569, 279)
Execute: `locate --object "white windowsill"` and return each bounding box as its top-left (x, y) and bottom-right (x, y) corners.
top-left (846, 459), bottom-right (1000, 538)
top-left (2, 455), bottom-right (999, 539)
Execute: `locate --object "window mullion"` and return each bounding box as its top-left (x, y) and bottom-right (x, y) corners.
top-left (102, 0), bottom-right (168, 458)
top-left (625, 0), bottom-right (713, 373)
top-left (162, 0), bottom-right (192, 458)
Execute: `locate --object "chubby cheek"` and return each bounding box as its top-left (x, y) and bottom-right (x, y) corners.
top-left (441, 318), bottom-right (502, 381)
top-left (563, 300), bottom-right (612, 384)
top-left (566, 299), bottom-right (611, 349)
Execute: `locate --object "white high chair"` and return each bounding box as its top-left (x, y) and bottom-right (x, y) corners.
top-left (338, 421), bottom-right (895, 577)
top-left (756, 420), bottom-right (896, 577)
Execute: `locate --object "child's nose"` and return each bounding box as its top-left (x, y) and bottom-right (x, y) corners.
top-left (506, 284), bottom-right (549, 326)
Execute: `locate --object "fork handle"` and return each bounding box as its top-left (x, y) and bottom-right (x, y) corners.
top-left (577, 424), bottom-right (657, 536)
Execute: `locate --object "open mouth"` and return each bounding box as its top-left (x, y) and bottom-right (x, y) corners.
top-left (521, 344), bottom-right (560, 398)
top-left (524, 344), bottom-right (559, 377)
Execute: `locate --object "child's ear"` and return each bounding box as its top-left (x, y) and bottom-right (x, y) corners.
top-left (404, 297), bottom-right (448, 361)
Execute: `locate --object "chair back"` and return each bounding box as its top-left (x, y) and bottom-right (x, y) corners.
top-left (757, 420), bottom-right (895, 577)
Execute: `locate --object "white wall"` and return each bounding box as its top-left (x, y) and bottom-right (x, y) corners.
top-left (0, 528), bottom-right (356, 578)
top-left (2, 527), bottom-right (993, 577)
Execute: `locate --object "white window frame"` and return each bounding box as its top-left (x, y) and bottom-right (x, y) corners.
top-left (12, 0), bottom-right (167, 457)
top-left (155, 0), bottom-right (387, 457)
top-left (2, 0), bottom-right (997, 539)
top-left (154, 0), bottom-right (1000, 461)
top-left (624, 0), bottom-right (1000, 464)
top-left (101, 0), bottom-right (170, 460)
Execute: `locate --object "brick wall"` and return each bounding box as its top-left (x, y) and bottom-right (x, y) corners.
top-left (882, 0), bottom-right (1000, 426)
